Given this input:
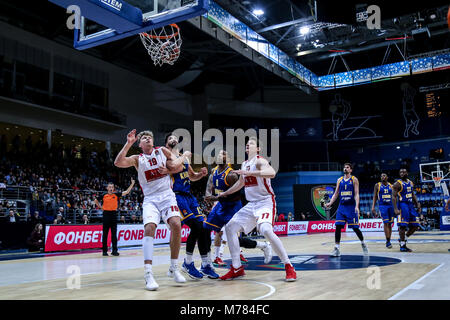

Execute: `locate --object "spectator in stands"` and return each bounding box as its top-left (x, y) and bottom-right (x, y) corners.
top-left (139, 215), bottom-right (143, 224)
top-left (419, 214), bottom-right (431, 231)
top-left (81, 214), bottom-right (89, 225)
top-left (298, 212), bottom-right (306, 221)
top-left (119, 215), bottom-right (126, 224)
top-left (287, 212), bottom-right (294, 221)
top-left (31, 211), bottom-right (43, 227)
top-left (56, 206), bottom-right (65, 219)
top-left (27, 223), bottom-right (44, 252)
top-left (130, 214), bottom-right (139, 224)
top-left (7, 209), bottom-right (20, 223)
top-left (277, 213), bottom-right (286, 222)
top-left (53, 213), bottom-right (65, 225)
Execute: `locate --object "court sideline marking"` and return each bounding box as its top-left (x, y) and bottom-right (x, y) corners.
top-left (388, 263), bottom-right (445, 300)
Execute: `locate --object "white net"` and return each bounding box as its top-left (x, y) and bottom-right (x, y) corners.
top-left (433, 177), bottom-right (442, 188)
top-left (139, 24), bottom-right (182, 66)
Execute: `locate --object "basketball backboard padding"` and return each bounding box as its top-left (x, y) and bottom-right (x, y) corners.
top-left (49, 0), bottom-right (208, 50)
top-left (49, 0), bottom-right (143, 33)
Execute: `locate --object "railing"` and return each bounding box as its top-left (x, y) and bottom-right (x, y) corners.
top-left (63, 209), bottom-right (143, 224)
top-left (0, 186), bottom-right (33, 201)
top-left (286, 162), bottom-right (342, 172)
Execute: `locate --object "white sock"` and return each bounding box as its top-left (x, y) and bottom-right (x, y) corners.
top-left (201, 255), bottom-right (209, 267)
top-left (185, 253), bottom-right (193, 264)
top-left (335, 244), bottom-right (340, 249)
top-left (143, 236), bottom-right (154, 261)
top-left (170, 259), bottom-right (178, 269)
top-left (144, 264), bottom-right (152, 273)
top-left (214, 246), bottom-right (220, 259)
top-left (219, 243), bottom-right (225, 258)
top-left (259, 223), bottom-right (291, 265)
top-left (256, 241), bottom-right (267, 249)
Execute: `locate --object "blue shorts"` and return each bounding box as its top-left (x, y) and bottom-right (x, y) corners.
top-left (203, 200), bottom-right (243, 232)
top-left (335, 204), bottom-right (359, 229)
top-left (175, 193), bottom-right (204, 224)
top-left (398, 202), bottom-right (419, 227)
top-left (379, 204), bottom-right (395, 224)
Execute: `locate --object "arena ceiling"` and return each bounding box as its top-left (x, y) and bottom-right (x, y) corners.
top-left (0, 0), bottom-right (449, 97)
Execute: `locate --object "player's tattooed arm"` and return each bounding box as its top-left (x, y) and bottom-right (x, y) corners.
top-left (371, 183), bottom-right (379, 216)
top-left (325, 180), bottom-right (340, 208)
top-left (205, 173), bottom-right (214, 197)
top-left (392, 182), bottom-right (401, 215)
top-left (114, 129), bottom-right (139, 169)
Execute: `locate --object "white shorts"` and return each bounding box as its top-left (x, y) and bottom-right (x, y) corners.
top-left (226, 197), bottom-right (276, 235)
top-left (143, 191), bottom-right (181, 228)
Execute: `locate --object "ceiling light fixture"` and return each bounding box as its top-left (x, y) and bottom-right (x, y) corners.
top-left (300, 26), bottom-right (310, 35)
top-left (253, 9), bottom-right (264, 16)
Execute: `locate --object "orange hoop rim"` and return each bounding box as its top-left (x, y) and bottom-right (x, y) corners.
top-left (433, 177), bottom-right (442, 182)
top-left (141, 24), bottom-right (180, 40)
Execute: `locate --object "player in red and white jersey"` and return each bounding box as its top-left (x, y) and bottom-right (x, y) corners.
top-left (114, 129), bottom-right (191, 290)
top-left (217, 137), bottom-right (297, 282)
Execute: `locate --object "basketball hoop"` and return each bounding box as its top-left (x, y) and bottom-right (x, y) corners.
top-left (139, 24), bottom-right (182, 66)
top-left (433, 176), bottom-right (442, 188)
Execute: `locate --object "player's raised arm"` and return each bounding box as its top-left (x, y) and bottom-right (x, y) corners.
top-left (188, 164), bottom-right (208, 182)
top-left (392, 181), bottom-right (401, 215)
top-left (114, 129), bottom-right (139, 169)
top-left (121, 178), bottom-right (135, 197)
top-left (325, 180), bottom-right (340, 208)
top-left (371, 183), bottom-right (379, 216)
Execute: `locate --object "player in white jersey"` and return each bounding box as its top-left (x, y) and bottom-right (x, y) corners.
top-left (114, 129), bottom-right (190, 290)
top-left (217, 137), bottom-right (297, 281)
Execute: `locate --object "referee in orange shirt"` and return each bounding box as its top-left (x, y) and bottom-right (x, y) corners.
top-left (95, 179), bottom-right (135, 256)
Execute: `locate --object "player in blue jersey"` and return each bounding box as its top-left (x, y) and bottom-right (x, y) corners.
top-left (165, 134), bottom-right (219, 279)
top-left (392, 168), bottom-right (421, 252)
top-left (325, 163), bottom-right (368, 257)
top-left (446, 197), bottom-right (450, 252)
top-left (371, 173), bottom-right (395, 248)
top-left (204, 150), bottom-right (272, 266)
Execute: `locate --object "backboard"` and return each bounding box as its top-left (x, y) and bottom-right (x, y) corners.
top-left (49, 0), bottom-right (208, 50)
top-left (419, 161), bottom-right (450, 191)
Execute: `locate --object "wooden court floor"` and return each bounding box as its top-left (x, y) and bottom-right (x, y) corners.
top-left (0, 231), bottom-right (449, 300)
